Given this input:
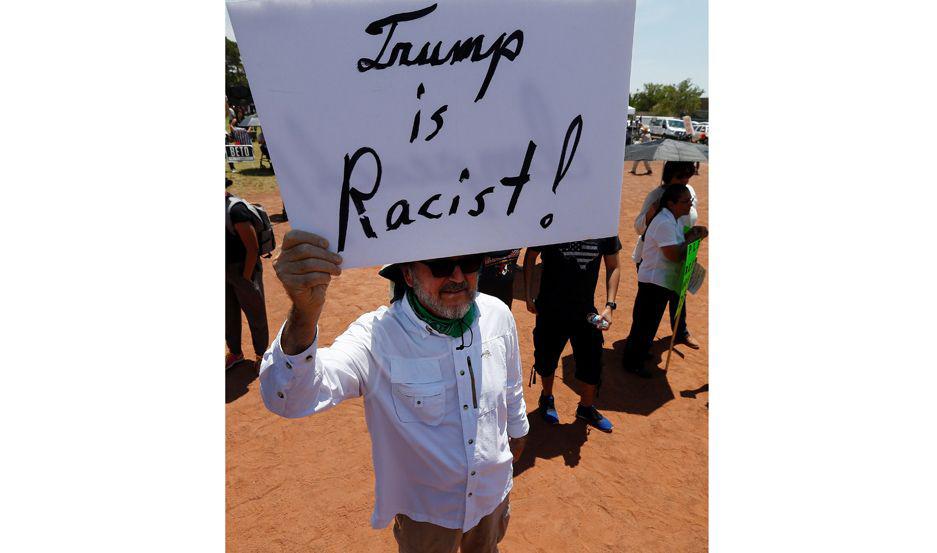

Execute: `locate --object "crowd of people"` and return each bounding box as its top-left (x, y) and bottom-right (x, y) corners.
top-left (226, 98), bottom-right (270, 173)
top-left (227, 99), bottom-right (255, 129)
top-left (224, 152), bottom-right (708, 551)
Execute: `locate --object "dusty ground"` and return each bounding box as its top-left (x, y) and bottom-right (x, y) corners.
top-left (226, 160), bottom-right (709, 552)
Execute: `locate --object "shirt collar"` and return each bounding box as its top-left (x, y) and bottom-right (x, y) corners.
top-left (396, 293), bottom-right (440, 339)
top-left (394, 293), bottom-right (483, 340)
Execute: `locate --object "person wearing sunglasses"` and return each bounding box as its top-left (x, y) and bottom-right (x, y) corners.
top-left (523, 235), bottom-right (622, 432)
top-left (631, 160), bottom-right (701, 349)
top-left (622, 184), bottom-right (708, 378)
top-left (257, 229), bottom-right (529, 552)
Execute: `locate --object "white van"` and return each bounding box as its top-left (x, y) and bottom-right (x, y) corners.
top-left (646, 117), bottom-right (688, 139)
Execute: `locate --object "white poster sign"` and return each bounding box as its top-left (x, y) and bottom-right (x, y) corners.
top-left (228, 0), bottom-right (636, 268)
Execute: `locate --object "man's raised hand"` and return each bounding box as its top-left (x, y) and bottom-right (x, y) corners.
top-left (274, 231), bottom-right (343, 354)
top-left (274, 230), bottom-right (343, 314)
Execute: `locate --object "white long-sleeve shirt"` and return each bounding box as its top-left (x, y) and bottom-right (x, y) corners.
top-left (258, 293), bottom-right (529, 532)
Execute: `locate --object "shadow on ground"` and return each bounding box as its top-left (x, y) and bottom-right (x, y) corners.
top-left (513, 408), bottom-right (589, 477)
top-left (226, 361), bottom-right (259, 404)
top-left (236, 166), bottom-right (275, 177)
top-left (546, 336), bottom-right (686, 417)
top-left (680, 383), bottom-right (708, 399)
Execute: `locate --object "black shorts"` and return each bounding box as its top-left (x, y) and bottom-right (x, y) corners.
top-left (532, 312), bottom-right (604, 386)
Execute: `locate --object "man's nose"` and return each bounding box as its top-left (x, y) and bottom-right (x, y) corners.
top-left (449, 265), bottom-right (467, 282)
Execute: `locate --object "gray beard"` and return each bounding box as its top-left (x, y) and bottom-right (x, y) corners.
top-left (411, 278), bottom-right (477, 319)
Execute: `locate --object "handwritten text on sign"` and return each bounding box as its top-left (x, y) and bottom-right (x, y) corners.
top-left (679, 239), bottom-right (701, 298)
top-left (228, 0), bottom-right (636, 268)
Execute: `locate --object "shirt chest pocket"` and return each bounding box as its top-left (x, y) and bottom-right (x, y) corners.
top-left (389, 358), bottom-right (446, 426)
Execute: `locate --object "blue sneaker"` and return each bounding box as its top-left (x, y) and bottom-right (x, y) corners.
top-left (576, 405), bottom-right (613, 433)
top-left (538, 394), bottom-right (560, 425)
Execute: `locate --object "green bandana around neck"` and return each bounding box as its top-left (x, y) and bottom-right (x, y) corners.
top-left (406, 289), bottom-right (478, 338)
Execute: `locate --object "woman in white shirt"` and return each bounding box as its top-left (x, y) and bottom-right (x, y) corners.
top-left (621, 184), bottom-right (708, 378)
top-left (632, 161), bottom-right (699, 348)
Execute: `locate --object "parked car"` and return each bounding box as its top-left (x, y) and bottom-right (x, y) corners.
top-left (689, 122), bottom-right (709, 144)
top-left (647, 117), bottom-right (689, 140)
top-left (692, 122), bottom-right (709, 135)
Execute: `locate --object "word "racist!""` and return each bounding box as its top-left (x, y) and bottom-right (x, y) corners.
top-left (336, 115), bottom-right (583, 253)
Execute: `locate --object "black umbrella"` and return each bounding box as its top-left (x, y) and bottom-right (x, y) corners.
top-left (625, 138), bottom-right (708, 162)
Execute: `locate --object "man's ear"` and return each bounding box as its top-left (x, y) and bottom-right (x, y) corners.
top-left (402, 264), bottom-right (414, 287)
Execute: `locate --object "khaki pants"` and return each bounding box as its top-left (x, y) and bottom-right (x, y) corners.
top-left (393, 495), bottom-right (510, 553)
top-left (630, 159), bottom-right (652, 173)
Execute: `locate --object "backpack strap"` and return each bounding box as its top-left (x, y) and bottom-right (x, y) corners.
top-left (226, 195), bottom-right (261, 234)
top-left (226, 195), bottom-right (243, 235)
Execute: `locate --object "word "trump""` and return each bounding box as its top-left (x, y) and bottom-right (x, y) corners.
top-left (357, 3), bottom-right (524, 103)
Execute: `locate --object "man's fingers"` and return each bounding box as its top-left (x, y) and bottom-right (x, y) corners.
top-left (278, 242), bottom-right (343, 266)
top-left (280, 272), bottom-right (332, 290)
top-left (288, 257), bottom-right (342, 276)
top-left (282, 230), bottom-right (331, 252)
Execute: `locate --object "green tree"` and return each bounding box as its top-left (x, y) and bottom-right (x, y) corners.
top-left (630, 82), bottom-right (667, 113)
top-left (664, 79), bottom-right (705, 117)
top-left (630, 79), bottom-right (705, 116)
top-left (226, 38), bottom-right (248, 89)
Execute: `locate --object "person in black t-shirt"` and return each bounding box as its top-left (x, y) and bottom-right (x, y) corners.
top-left (478, 249), bottom-right (521, 309)
top-left (225, 179), bottom-right (269, 370)
top-left (523, 237), bottom-right (622, 432)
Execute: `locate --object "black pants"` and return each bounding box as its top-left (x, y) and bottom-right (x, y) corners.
top-left (669, 289), bottom-right (688, 339)
top-left (225, 263), bottom-right (269, 357)
top-left (533, 311), bottom-right (604, 386)
top-left (621, 282), bottom-right (682, 370)
top-left (635, 262), bottom-right (688, 339)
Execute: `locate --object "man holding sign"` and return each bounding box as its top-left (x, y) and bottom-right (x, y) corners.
top-left (621, 185), bottom-right (708, 378)
top-left (258, 229), bottom-right (528, 552)
top-left (229, 0), bottom-right (636, 546)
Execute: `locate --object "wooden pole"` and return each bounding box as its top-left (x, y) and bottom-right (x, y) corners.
top-left (663, 294), bottom-right (686, 373)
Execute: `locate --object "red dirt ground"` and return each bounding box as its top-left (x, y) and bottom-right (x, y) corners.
top-left (226, 160), bottom-right (709, 552)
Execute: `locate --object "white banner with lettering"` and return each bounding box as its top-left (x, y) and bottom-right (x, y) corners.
top-left (228, 0), bottom-right (635, 268)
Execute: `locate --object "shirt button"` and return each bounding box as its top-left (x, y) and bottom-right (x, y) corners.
top-left (471, 471), bottom-right (476, 476)
top-left (460, 370), bottom-right (465, 376)
top-left (463, 405), bottom-right (468, 410)
top-left (285, 361), bottom-right (292, 369)
top-left (468, 492), bottom-right (473, 497)
top-left (305, 355), bottom-right (313, 361)
top-left (468, 439), bottom-right (474, 445)
top-left (277, 391), bottom-right (284, 398)
top-left (416, 400), bottom-right (422, 405)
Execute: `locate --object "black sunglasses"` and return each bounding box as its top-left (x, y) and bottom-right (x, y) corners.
top-left (416, 255), bottom-right (484, 278)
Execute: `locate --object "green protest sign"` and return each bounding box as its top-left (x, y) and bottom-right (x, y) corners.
top-left (664, 236), bottom-right (702, 372)
top-left (671, 237), bottom-right (701, 341)
top-left (679, 239), bottom-right (701, 298)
